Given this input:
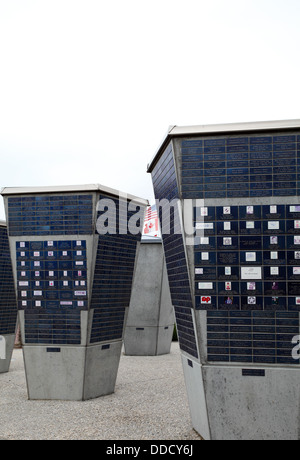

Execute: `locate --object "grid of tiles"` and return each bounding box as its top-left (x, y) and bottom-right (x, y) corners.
top-left (207, 310), bottom-right (299, 364)
top-left (8, 195), bottom-right (93, 236)
top-left (181, 133), bottom-right (300, 199)
top-left (194, 204), bottom-right (300, 311)
top-left (0, 227), bottom-right (17, 335)
top-left (194, 204), bottom-right (300, 365)
top-left (152, 143), bottom-right (198, 359)
top-left (25, 310), bottom-right (81, 345)
top-left (16, 240), bottom-right (87, 345)
top-left (90, 195), bottom-right (142, 344)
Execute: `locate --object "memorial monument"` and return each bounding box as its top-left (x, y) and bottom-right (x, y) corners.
top-left (147, 120), bottom-right (300, 440)
top-left (1, 185), bottom-right (148, 400)
top-left (0, 221), bottom-right (17, 373)
top-left (124, 237), bottom-right (174, 356)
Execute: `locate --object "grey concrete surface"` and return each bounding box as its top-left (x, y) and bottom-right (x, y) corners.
top-left (0, 342), bottom-right (202, 440)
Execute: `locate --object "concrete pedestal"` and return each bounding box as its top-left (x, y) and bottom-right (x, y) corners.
top-left (0, 334), bottom-right (16, 373)
top-left (124, 239), bottom-right (174, 356)
top-left (2, 185), bottom-right (148, 400)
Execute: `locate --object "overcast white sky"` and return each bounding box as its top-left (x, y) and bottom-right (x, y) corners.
top-left (1, 0), bottom-right (300, 219)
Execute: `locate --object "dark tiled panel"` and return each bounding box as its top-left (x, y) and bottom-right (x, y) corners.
top-left (207, 310), bottom-right (299, 365)
top-left (90, 195), bottom-right (142, 344)
top-left (0, 227), bottom-right (17, 335)
top-left (16, 239), bottom-right (87, 345)
top-left (8, 195), bottom-right (93, 236)
top-left (151, 142), bottom-right (198, 359)
top-left (181, 133), bottom-right (300, 199)
top-left (195, 204), bottom-right (300, 312)
top-left (25, 309), bottom-right (81, 344)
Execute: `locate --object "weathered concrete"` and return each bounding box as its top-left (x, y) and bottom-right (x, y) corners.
top-left (0, 334), bottom-right (15, 373)
top-left (124, 239), bottom-right (174, 356)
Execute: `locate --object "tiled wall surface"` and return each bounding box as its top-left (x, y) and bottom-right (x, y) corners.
top-left (150, 132), bottom-right (300, 366)
top-left (152, 144), bottom-right (199, 359)
top-left (181, 134), bottom-right (300, 199)
top-left (0, 226), bottom-right (17, 335)
top-left (90, 195), bottom-right (142, 343)
top-left (8, 195), bottom-right (93, 236)
top-left (7, 192), bottom-right (142, 347)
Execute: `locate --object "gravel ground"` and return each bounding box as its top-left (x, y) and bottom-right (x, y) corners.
top-left (0, 342), bottom-right (202, 441)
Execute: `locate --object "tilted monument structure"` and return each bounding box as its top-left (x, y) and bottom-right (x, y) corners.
top-left (2, 185), bottom-right (148, 400)
top-left (148, 120), bottom-right (300, 440)
top-left (0, 221), bottom-right (17, 373)
top-left (124, 237), bottom-right (174, 356)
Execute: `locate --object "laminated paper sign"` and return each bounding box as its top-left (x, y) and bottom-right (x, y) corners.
top-left (241, 266), bottom-right (262, 280)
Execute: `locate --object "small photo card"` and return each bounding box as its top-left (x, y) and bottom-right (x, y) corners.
top-left (290, 206), bottom-right (300, 213)
top-left (247, 282), bottom-right (256, 291)
top-left (246, 221), bottom-right (255, 229)
top-left (201, 252), bottom-right (209, 260)
top-left (246, 252), bottom-right (256, 262)
top-left (224, 222), bottom-right (231, 230)
top-left (224, 296), bottom-right (233, 305)
top-left (225, 282), bottom-right (231, 291)
top-left (295, 220), bottom-right (300, 229)
top-left (246, 206), bottom-right (254, 215)
top-left (270, 236), bottom-right (278, 245)
top-left (223, 206), bottom-right (231, 215)
top-left (200, 207), bottom-right (208, 216)
top-left (201, 296), bottom-right (212, 304)
top-left (268, 221), bottom-right (279, 230)
top-left (200, 237), bottom-right (209, 245)
top-left (225, 267), bottom-right (231, 275)
top-left (248, 296), bottom-right (256, 305)
top-left (270, 205), bottom-right (277, 214)
top-left (270, 267), bottom-right (279, 275)
top-left (198, 282), bottom-right (213, 290)
top-left (223, 237), bottom-right (232, 246)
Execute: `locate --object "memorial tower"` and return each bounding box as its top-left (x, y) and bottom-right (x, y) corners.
top-left (0, 221), bottom-right (17, 373)
top-left (2, 185), bottom-right (148, 400)
top-left (148, 120), bottom-right (300, 440)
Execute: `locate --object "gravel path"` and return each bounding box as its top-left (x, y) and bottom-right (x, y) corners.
top-left (0, 342), bottom-right (202, 440)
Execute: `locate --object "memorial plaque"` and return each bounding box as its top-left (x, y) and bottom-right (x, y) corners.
top-left (195, 267), bottom-right (217, 280)
top-left (240, 236), bottom-right (262, 250)
top-left (194, 236), bottom-right (216, 249)
top-left (218, 296), bottom-right (240, 310)
top-left (217, 252), bottom-right (239, 265)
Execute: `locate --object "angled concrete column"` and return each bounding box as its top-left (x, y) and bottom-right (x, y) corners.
top-left (124, 238), bottom-right (174, 356)
top-left (2, 185), bottom-right (148, 400)
top-left (0, 221), bottom-right (18, 374)
top-left (148, 120), bottom-right (300, 440)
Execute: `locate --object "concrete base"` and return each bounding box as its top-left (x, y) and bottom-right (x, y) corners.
top-left (203, 366), bottom-right (300, 440)
top-left (181, 354), bottom-right (300, 440)
top-left (124, 241), bottom-right (174, 356)
top-left (23, 342), bottom-right (123, 401)
top-left (124, 325), bottom-right (174, 356)
top-left (0, 334), bottom-right (15, 374)
top-left (181, 354), bottom-right (211, 440)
